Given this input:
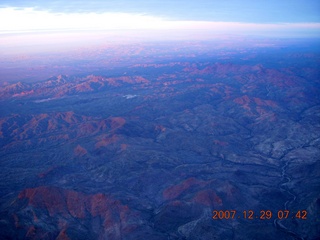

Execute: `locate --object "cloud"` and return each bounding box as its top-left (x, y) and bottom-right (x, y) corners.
top-left (1, 0), bottom-right (320, 23)
top-left (0, 7), bottom-right (166, 32)
top-left (0, 7), bottom-right (319, 38)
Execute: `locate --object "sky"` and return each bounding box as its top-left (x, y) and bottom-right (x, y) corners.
top-left (0, 0), bottom-right (319, 51)
top-left (0, 0), bottom-right (319, 22)
top-left (0, 0), bottom-right (319, 34)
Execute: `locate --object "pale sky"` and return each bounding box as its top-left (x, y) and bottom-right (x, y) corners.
top-left (1, 0), bottom-right (319, 23)
top-left (0, 1), bottom-right (319, 80)
top-left (0, 8), bottom-right (317, 35)
top-left (0, 0), bottom-right (319, 36)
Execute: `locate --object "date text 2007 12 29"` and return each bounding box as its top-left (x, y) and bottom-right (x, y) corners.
top-left (212, 210), bottom-right (307, 220)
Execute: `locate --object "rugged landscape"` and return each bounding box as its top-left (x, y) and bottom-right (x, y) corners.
top-left (0, 39), bottom-right (319, 239)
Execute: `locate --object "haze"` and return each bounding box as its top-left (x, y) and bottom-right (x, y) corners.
top-left (0, 0), bottom-right (319, 55)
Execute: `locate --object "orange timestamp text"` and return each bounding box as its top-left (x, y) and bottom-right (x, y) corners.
top-left (212, 210), bottom-right (307, 220)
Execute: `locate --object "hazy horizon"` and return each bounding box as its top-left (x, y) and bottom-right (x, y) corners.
top-left (0, 0), bottom-right (319, 38)
top-left (1, 0), bottom-right (319, 82)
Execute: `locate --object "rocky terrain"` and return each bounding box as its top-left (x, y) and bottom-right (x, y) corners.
top-left (0, 40), bottom-right (319, 239)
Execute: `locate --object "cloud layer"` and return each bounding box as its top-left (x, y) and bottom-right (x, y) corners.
top-left (1, 7), bottom-right (320, 38)
top-left (1, 0), bottom-right (320, 23)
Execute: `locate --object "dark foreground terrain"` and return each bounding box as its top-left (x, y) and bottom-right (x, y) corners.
top-left (0, 39), bottom-right (319, 239)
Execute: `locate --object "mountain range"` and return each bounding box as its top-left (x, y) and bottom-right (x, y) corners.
top-left (0, 40), bottom-right (319, 239)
